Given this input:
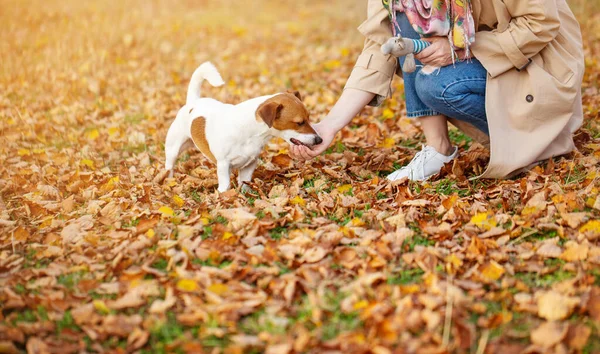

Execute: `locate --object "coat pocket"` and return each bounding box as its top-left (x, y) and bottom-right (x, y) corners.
top-left (535, 38), bottom-right (576, 85)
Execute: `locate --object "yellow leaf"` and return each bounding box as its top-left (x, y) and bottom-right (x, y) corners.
top-left (166, 179), bottom-right (177, 187)
top-left (351, 218), bottom-right (365, 227)
top-left (207, 283), bottom-right (228, 295)
top-left (340, 47), bottom-right (350, 57)
top-left (324, 59), bottom-right (341, 70)
top-left (39, 217), bottom-right (53, 229)
top-left (580, 220), bottom-right (600, 238)
top-left (93, 300), bottom-right (110, 314)
top-left (446, 253), bottom-right (463, 268)
top-left (80, 159), bottom-right (94, 169)
top-left (290, 196), bottom-right (306, 206)
top-left (200, 217), bottom-right (210, 225)
top-left (399, 284), bottom-right (420, 294)
top-left (232, 25), bottom-right (247, 36)
top-left (470, 212), bottom-right (497, 230)
top-left (353, 300), bottom-right (369, 310)
top-left (172, 195), bottom-right (185, 207)
top-left (521, 206), bottom-right (541, 217)
top-left (480, 261), bottom-right (505, 281)
top-left (222, 231), bottom-right (234, 240)
top-left (337, 184), bottom-right (353, 194)
top-left (158, 206), bottom-right (174, 217)
top-left (146, 229), bottom-right (155, 238)
top-left (18, 149), bottom-right (30, 156)
top-left (32, 148), bottom-right (45, 154)
top-left (379, 137), bottom-right (395, 149)
top-left (103, 176), bottom-right (119, 191)
top-left (381, 108), bottom-right (395, 120)
top-left (176, 279), bottom-right (198, 292)
top-left (108, 127), bottom-right (119, 136)
top-left (339, 226), bottom-right (352, 237)
top-left (86, 129), bottom-right (100, 140)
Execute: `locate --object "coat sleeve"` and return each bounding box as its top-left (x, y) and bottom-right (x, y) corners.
top-left (471, 0), bottom-right (561, 78)
top-left (343, 0), bottom-right (398, 107)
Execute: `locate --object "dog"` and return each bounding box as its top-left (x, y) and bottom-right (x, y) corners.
top-left (164, 62), bottom-right (322, 192)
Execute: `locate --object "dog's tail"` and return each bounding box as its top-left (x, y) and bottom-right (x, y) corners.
top-left (186, 62), bottom-right (225, 105)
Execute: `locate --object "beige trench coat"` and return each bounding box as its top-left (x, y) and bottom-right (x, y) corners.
top-left (345, 0), bottom-right (585, 179)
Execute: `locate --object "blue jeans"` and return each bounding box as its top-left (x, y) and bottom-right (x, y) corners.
top-left (396, 13), bottom-right (489, 135)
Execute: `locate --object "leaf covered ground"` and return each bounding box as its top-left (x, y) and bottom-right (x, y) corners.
top-left (1, 0), bottom-right (600, 353)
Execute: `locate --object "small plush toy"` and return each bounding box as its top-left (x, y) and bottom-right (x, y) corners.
top-left (381, 36), bottom-right (431, 73)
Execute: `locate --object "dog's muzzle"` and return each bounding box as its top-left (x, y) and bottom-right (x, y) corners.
top-left (291, 135), bottom-right (322, 147)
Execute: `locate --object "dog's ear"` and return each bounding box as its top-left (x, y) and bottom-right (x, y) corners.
top-left (291, 91), bottom-right (302, 101)
top-left (257, 102), bottom-right (283, 128)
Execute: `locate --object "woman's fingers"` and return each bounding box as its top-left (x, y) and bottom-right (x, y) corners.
top-left (415, 43), bottom-right (439, 62)
top-left (298, 146), bottom-right (314, 160)
top-left (290, 145), bottom-right (306, 160)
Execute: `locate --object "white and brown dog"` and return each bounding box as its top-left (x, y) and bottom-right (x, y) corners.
top-left (164, 62), bottom-right (322, 192)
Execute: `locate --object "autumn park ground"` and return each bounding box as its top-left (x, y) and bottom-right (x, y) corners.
top-left (1, 0), bottom-right (600, 353)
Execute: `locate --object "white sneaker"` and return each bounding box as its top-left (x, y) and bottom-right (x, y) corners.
top-left (387, 145), bottom-right (458, 181)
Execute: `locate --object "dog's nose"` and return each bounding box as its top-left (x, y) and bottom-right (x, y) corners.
top-left (315, 136), bottom-right (323, 145)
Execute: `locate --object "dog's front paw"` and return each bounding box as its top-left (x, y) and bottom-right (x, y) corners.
top-left (239, 183), bottom-right (255, 194)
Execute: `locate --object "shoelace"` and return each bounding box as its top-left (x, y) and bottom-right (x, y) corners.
top-left (400, 145), bottom-right (438, 180)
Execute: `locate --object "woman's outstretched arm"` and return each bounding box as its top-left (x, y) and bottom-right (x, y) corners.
top-left (289, 88), bottom-right (375, 160)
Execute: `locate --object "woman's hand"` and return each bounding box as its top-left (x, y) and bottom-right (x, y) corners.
top-left (415, 37), bottom-right (471, 67)
top-left (289, 122), bottom-right (337, 161)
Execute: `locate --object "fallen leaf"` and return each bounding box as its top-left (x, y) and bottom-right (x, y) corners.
top-left (530, 321), bottom-right (568, 348)
top-left (536, 291), bottom-right (579, 321)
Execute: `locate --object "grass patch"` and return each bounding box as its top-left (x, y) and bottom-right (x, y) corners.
top-left (387, 267), bottom-right (424, 285)
top-left (564, 165), bottom-right (587, 185)
top-left (56, 311), bottom-right (81, 334)
top-left (449, 128), bottom-right (473, 146)
top-left (269, 226), bottom-right (287, 240)
top-left (151, 258), bottom-right (169, 271)
top-left (57, 271), bottom-right (86, 290)
top-left (190, 189), bottom-right (202, 203)
top-left (434, 179), bottom-right (470, 197)
top-left (403, 225), bottom-right (435, 251)
top-left (146, 312), bottom-right (185, 352)
top-left (239, 309), bottom-right (288, 335)
top-left (320, 292), bottom-right (362, 341)
top-left (516, 229), bottom-right (563, 245)
top-left (515, 269), bottom-right (575, 288)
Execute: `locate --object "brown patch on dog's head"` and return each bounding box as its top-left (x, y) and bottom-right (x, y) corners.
top-left (256, 93), bottom-right (315, 135)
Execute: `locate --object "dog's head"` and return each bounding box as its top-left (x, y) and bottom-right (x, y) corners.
top-left (256, 92), bottom-right (322, 147)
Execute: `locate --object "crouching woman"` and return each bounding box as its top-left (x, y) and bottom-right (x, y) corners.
top-left (290, 0), bottom-right (585, 181)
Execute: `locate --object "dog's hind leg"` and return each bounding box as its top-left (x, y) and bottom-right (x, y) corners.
top-left (216, 160), bottom-right (231, 193)
top-left (237, 159), bottom-right (257, 192)
top-left (165, 137), bottom-right (193, 178)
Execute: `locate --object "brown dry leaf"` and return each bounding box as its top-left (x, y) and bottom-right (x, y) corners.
top-left (560, 212), bottom-right (588, 228)
top-left (536, 241), bottom-right (563, 258)
top-left (25, 337), bottom-right (50, 354)
top-left (266, 343), bottom-right (292, 354)
top-left (530, 321), bottom-right (568, 348)
top-left (536, 291), bottom-right (580, 321)
top-left (218, 208), bottom-right (257, 230)
top-left (587, 287), bottom-right (600, 322)
top-left (566, 324), bottom-right (591, 350)
top-left (560, 241), bottom-right (589, 262)
top-left (301, 247), bottom-right (327, 263)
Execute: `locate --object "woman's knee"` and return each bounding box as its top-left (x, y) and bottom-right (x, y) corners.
top-left (415, 71), bottom-right (444, 108)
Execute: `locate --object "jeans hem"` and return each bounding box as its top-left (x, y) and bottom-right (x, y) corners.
top-left (406, 110), bottom-right (440, 119)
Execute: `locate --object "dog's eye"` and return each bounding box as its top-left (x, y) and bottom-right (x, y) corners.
top-left (297, 121), bottom-right (305, 126)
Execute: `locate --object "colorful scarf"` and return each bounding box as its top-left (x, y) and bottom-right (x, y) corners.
top-left (382, 0), bottom-right (475, 58)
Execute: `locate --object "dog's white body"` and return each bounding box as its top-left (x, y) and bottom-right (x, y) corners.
top-left (165, 62), bottom-right (319, 192)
